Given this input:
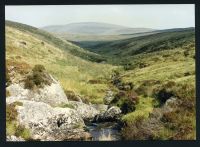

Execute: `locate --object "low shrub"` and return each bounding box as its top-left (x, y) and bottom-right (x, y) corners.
top-left (15, 125), bottom-right (31, 140)
top-left (121, 116), bottom-right (153, 140)
top-left (136, 80), bottom-right (160, 97)
top-left (6, 103), bottom-right (18, 122)
top-left (160, 107), bottom-right (195, 140)
top-left (32, 64), bottom-right (45, 73)
top-left (153, 81), bottom-right (176, 104)
top-left (111, 90), bottom-right (139, 114)
top-left (64, 90), bottom-right (79, 101)
top-left (24, 65), bottom-right (52, 89)
top-left (64, 90), bottom-right (89, 103)
top-left (24, 76), bottom-right (35, 89)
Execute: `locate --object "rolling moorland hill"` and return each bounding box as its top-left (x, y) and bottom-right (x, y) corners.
top-left (6, 20), bottom-right (117, 104)
top-left (41, 22), bottom-right (155, 35)
top-left (6, 21), bottom-right (195, 140)
top-left (6, 20), bottom-right (106, 63)
top-left (82, 28), bottom-right (195, 63)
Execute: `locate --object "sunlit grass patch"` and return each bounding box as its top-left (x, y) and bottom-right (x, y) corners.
top-left (122, 96), bottom-right (155, 122)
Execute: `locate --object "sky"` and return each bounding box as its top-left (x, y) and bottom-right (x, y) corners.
top-left (5, 4), bottom-right (195, 29)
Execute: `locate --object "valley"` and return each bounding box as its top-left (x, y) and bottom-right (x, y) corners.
top-left (6, 21), bottom-right (195, 141)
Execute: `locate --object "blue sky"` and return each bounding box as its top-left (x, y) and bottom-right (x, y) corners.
top-left (5, 4), bottom-right (195, 29)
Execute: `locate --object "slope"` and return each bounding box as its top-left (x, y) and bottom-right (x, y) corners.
top-left (6, 22), bottom-right (117, 104)
top-left (86, 28), bottom-right (195, 64)
top-left (6, 20), bottom-right (106, 63)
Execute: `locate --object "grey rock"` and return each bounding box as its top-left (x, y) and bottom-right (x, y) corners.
top-left (6, 135), bottom-right (25, 141)
top-left (69, 101), bottom-right (100, 121)
top-left (103, 90), bottom-right (115, 105)
top-left (92, 104), bottom-right (108, 113)
top-left (93, 106), bottom-right (121, 122)
top-left (6, 75), bottom-right (68, 106)
top-left (10, 100), bottom-right (87, 141)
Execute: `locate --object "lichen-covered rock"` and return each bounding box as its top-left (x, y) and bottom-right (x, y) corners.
top-left (92, 104), bottom-right (108, 113)
top-left (69, 101), bottom-right (100, 121)
top-left (6, 75), bottom-right (68, 106)
top-left (93, 106), bottom-right (121, 122)
top-left (6, 135), bottom-right (25, 141)
top-left (8, 100), bottom-right (88, 141)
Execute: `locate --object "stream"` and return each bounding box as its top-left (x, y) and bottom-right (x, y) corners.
top-left (85, 122), bottom-right (121, 141)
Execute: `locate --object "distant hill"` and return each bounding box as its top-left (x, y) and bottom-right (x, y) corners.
top-left (83, 27), bottom-right (195, 64)
top-left (41, 22), bottom-right (155, 35)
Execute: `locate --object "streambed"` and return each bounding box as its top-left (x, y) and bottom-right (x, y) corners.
top-left (85, 122), bottom-right (121, 141)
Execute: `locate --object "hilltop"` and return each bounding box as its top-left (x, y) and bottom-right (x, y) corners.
top-left (41, 22), bottom-right (155, 35)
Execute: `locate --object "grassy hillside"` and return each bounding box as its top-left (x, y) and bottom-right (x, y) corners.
top-left (6, 20), bottom-right (106, 63)
top-left (6, 22), bottom-right (117, 104)
top-left (85, 28), bottom-right (194, 64)
top-left (113, 32), bottom-right (195, 140)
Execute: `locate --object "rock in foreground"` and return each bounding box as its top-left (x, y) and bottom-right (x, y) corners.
top-left (7, 99), bottom-right (91, 141)
top-left (6, 76), bottom-right (68, 107)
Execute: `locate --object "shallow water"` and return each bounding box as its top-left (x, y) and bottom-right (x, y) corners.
top-left (85, 122), bottom-right (121, 141)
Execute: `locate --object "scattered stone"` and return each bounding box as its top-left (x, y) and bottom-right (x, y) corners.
top-left (104, 90), bottom-right (115, 105)
top-left (93, 106), bottom-right (121, 122)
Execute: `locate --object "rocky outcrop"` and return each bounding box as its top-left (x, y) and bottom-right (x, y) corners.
top-left (6, 99), bottom-right (90, 141)
top-left (69, 101), bottom-right (100, 121)
top-left (6, 78), bottom-right (68, 106)
top-left (93, 106), bottom-right (121, 122)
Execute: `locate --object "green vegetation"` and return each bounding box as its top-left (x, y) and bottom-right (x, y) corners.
top-left (60, 103), bottom-right (75, 109)
top-left (6, 22), bottom-right (116, 103)
top-left (6, 103), bottom-right (31, 140)
top-left (84, 28), bottom-right (194, 64)
top-left (24, 64), bottom-right (52, 89)
top-left (6, 20), bottom-right (106, 63)
top-left (6, 20), bottom-right (195, 140)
